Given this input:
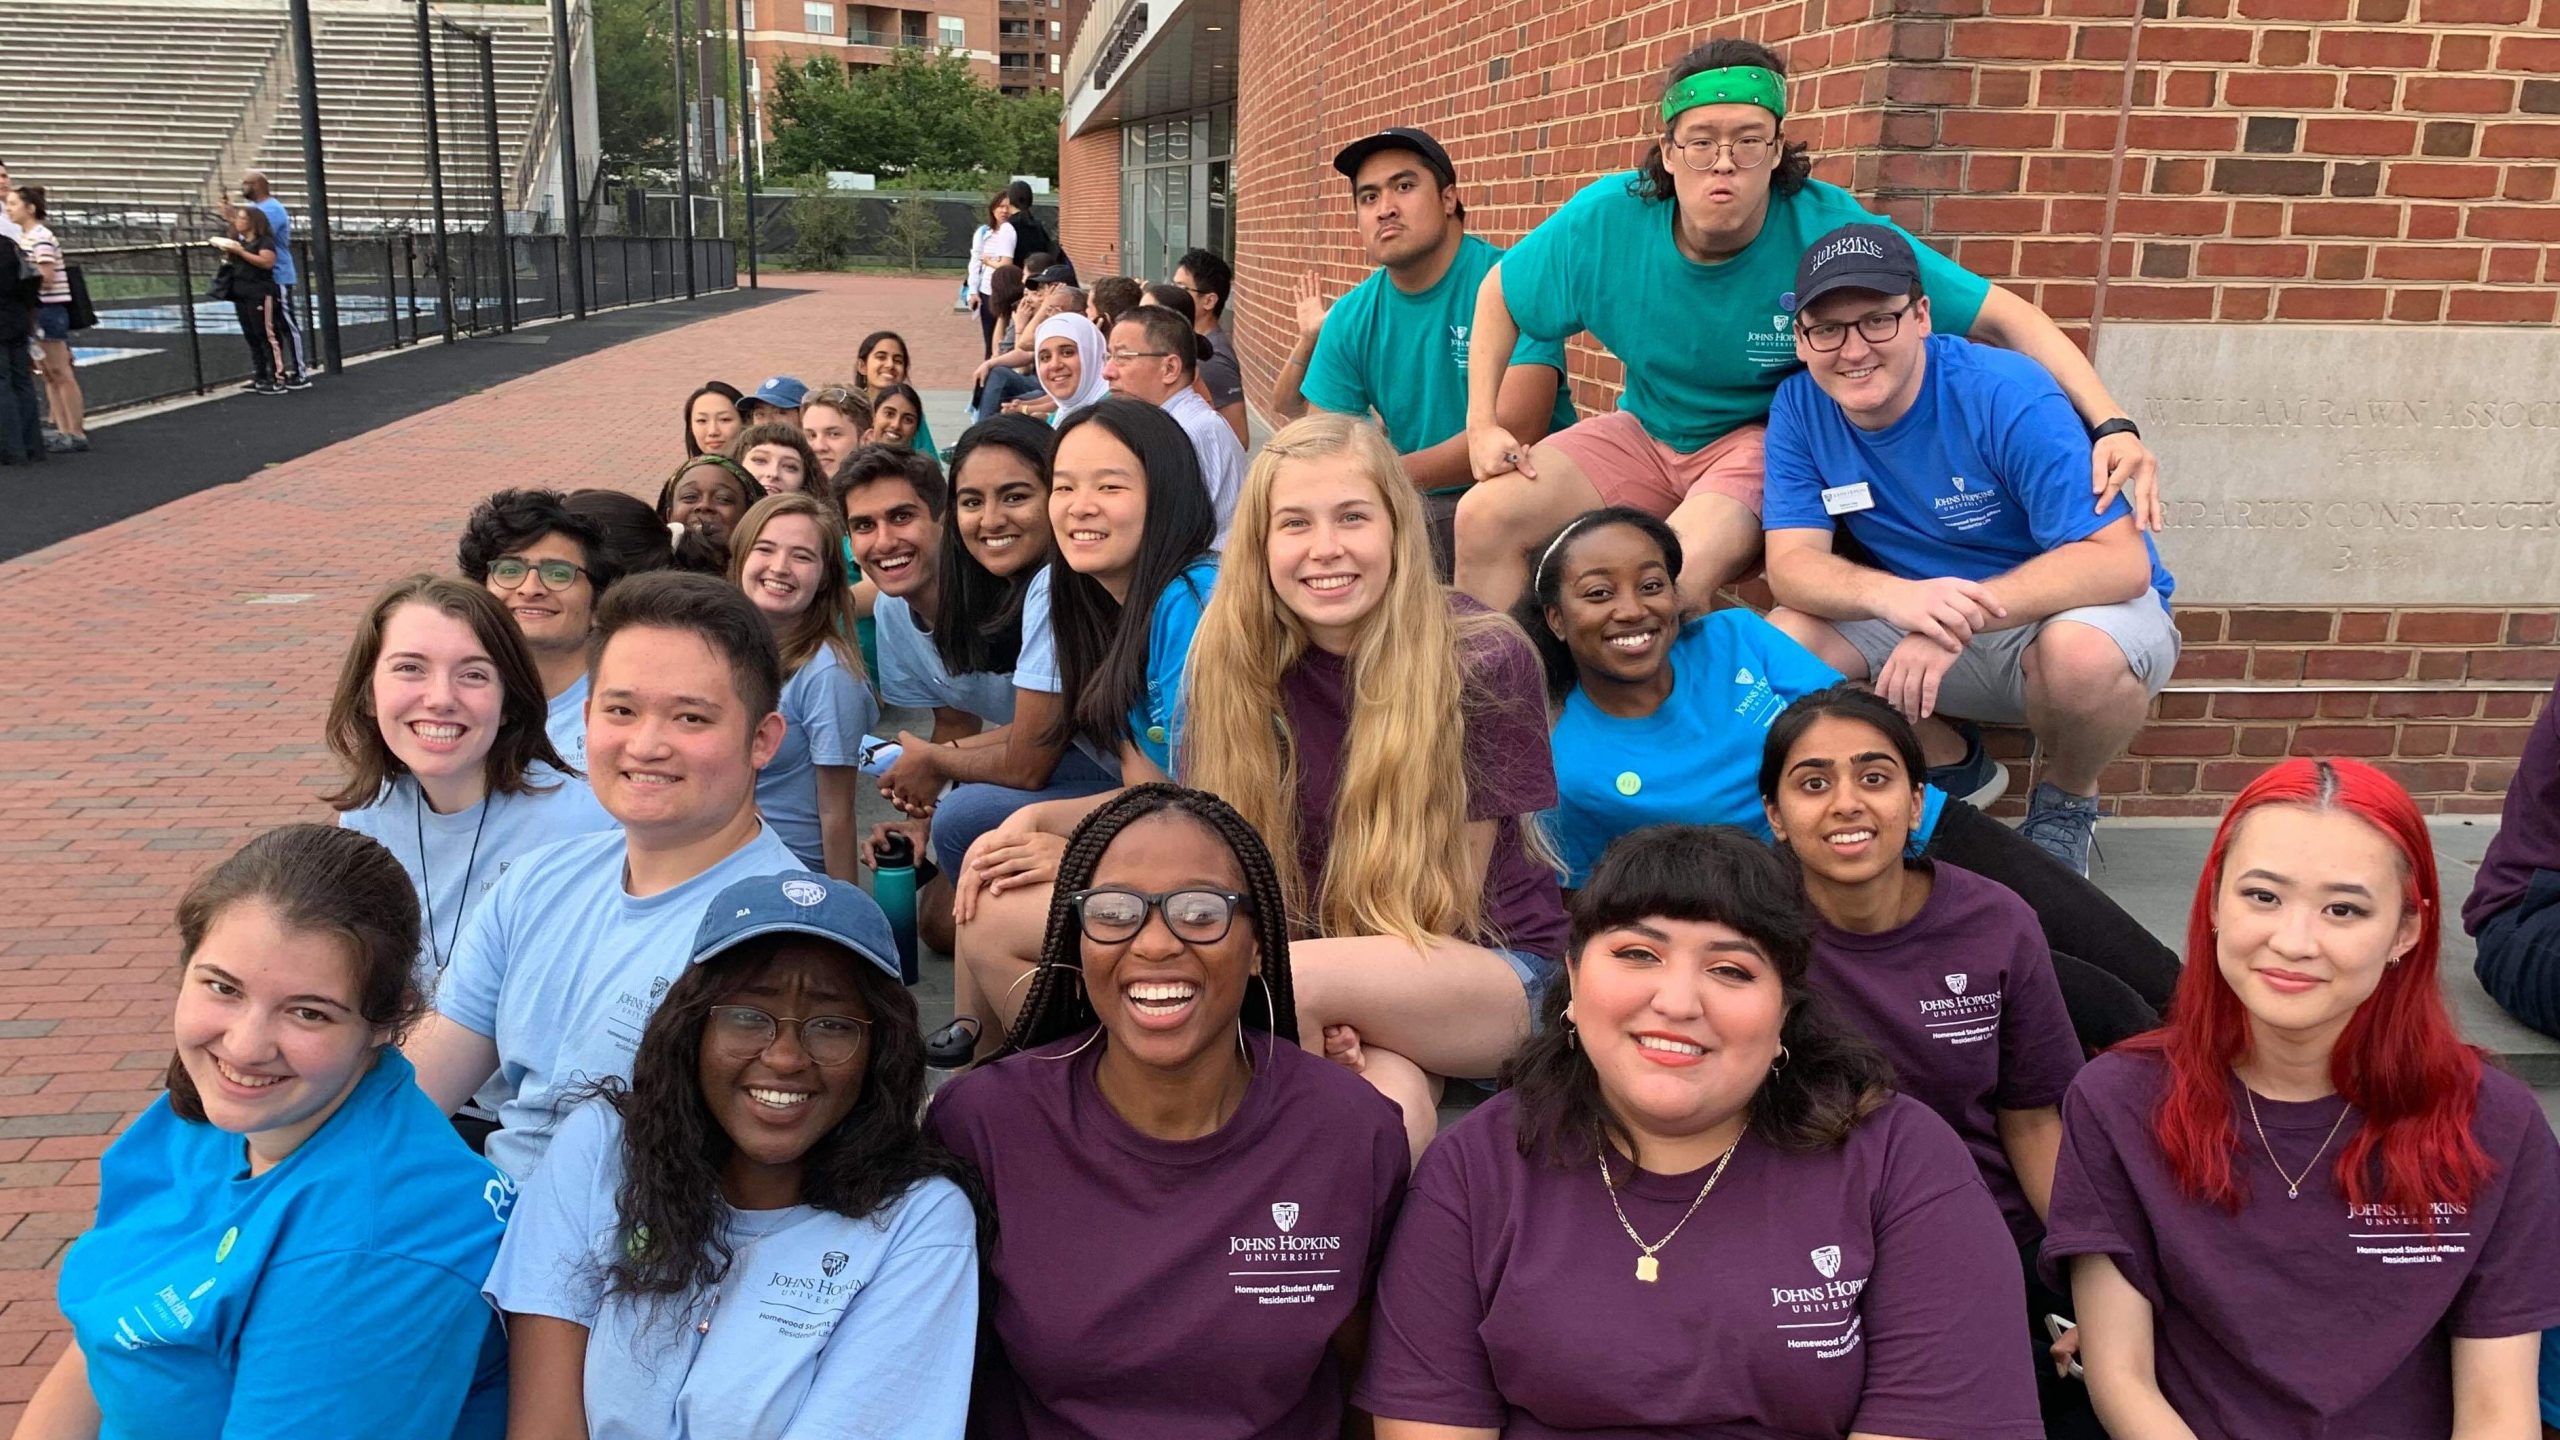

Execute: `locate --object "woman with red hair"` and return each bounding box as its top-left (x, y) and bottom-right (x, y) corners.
top-left (2043, 757), bottom-right (2560, 1438)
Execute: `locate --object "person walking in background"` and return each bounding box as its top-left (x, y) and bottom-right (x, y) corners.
top-left (211, 204), bottom-right (293, 397)
top-left (6, 185), bottom-right (86, 452)
top-left (240, 170), bottom-right (308, 389)
top-left (0, 202), bottom-right (38, 466)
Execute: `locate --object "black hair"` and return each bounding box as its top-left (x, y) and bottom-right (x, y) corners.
top-left (854, 330), bottom-right (908, 381)
top-left (1048, 399), bottom-right (1217, 753)
top-left (565, 488), bottom-right (687, 578)
top-left (1756, 684), bottom-right (1929, 811)
top-left (988, 262), bottom-right (1026, 319)
top-left (1174, 248), bottom-right (1232, 319)
top-left (868, 380), bottom-right (931, 440)
top-left (586, 570), bottom-right (783, 723)
top-left (457, 487), bottom-right (621, 595)
top-left (934, 416), bottom-right (1055, 677)
top-left (166, 825), bottom-right (425, 1122)
top-left (1504, 825), bottom-right (1895, 1168)
top-left (833, 440), bottom-right (948, 519)
top-left (1088, 275), bottom-right (1144, 331)
top-left (1630, 39), bottom-right (1814, 204)
top-left (1005, 179), bottom-right (1038, 212)
top-left (682, 381), bottom-right (745, 458)
top-left (994, 784), bottom-right (1297, 1058)
top-left (598, 938), bottom-right (983, 1305)
top-left (1512, 507), bottom-right (1686, 704)
top-left (1140, 281), bottom-right (1195, 326)
top-left (1113, 303), bottom-right (1200, 379)
top-left (15, 185), bottom-right (47, 221)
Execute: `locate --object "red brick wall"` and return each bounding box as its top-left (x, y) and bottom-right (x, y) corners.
top-left (1058, 126), bottom-right (1122, 273)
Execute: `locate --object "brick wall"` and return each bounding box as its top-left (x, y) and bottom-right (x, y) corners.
top-left (1058, 126), bottom-right (1122, 273)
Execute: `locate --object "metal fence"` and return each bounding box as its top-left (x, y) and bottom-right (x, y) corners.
top-left (69, 233), bottom-right (738, 415)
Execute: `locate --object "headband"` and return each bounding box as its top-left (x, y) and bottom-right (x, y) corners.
top-left (1660, 66), bottom-right (1787, 124)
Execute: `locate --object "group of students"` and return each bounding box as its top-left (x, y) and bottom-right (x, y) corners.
top-left (22, 32), bottom-right (2560, 1440)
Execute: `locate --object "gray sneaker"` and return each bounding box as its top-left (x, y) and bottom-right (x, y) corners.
top-left (2020, 782), bottom-right (2101, 877)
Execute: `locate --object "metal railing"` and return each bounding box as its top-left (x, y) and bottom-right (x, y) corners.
top-left (67, 232), bottom-right (738, 415)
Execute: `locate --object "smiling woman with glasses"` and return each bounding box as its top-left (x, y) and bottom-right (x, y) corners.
top-left (486, 871), bottom-right (980, 1440)
top-left (928, 784), bottom-right (1408, 1440)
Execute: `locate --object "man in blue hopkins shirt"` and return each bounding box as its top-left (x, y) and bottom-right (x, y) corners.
top-left (1760, 223), bottom-right (2180, 876)
top-left (241, 171), bottom-right (309, 389)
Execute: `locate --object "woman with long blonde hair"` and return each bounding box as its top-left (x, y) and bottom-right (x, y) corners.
top-left (1182, 411), bottom-right (1566, 1154)
top-left (728, 492), bottom-right (877, 879)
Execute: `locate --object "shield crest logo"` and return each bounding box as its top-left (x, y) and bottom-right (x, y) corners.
top-left (1811, 1245), bottom-right (1842, 1279)
top-left (780, 878), bottom-right (829, 908)
top-left (821, 1251), bottom-right (849, 1278)
top-left (1944, 973), bottom-right (1968, 996)
top-left (1272, 1202), bottom-right (1300, 1233)
top-left (1736, 667), bottom-right (1755, 685)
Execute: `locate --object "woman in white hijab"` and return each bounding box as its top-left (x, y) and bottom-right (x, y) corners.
top-left (1032, 313), bottom-right (1111, 425)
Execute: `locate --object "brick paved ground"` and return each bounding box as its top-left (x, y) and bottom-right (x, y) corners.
top-left (0, 273), bottom-right (985, 1420)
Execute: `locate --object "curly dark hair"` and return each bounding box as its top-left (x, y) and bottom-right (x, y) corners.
top-left (993, 784), bottom-right (1299, 1058)
top-left (934, 416), bottom-right (1054, 678)
top-left (1503, 824), bottom-right (1894, 1170)
top-left (1628, 39), bottom-right (1813, 204)
top-left (597, 938), bottom-right (982, 1305)
top-left (1512, 507), bottom-right (1686, 706)
top-left (455, 488), bottom-right (621, 595)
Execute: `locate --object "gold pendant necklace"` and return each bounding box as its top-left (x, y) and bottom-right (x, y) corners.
top-left (1599, 1134), bottom-right (1739, 1283)
top-left (2242, 1086), bottom-right (2353, 1201)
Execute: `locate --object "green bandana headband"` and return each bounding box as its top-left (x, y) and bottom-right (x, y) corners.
top-left (1660, 66), bottom-right (1787, 124)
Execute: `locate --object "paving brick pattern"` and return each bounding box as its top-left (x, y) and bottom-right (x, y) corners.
top-left (0, 273), bottom-right (985, 1420)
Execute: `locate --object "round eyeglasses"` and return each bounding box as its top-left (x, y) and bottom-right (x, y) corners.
top-left (487, 557), bottom-right (588, 590)
top-left (1665, 134), bottom-right (1774, 172)
top-left (1069, 887), bottom-right (1253, 945)
top-left (705, 1004), bottom-right (871, 1066)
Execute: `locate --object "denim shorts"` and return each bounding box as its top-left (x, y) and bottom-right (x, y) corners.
top-left (1494, 947), bottom-right (1557, 1016)
top-left (35, 304), bottom-right (69, 342)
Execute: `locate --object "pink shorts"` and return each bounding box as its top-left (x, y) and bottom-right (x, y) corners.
top-left (1541, 409), bottom-right (1768, 519)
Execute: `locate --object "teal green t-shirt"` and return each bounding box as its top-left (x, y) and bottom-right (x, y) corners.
top-left (1301, 234), bottom-right (1580, 485)
top-left (1498, 174), bottom-right (1991, 453)
top-left (912, 412), bottom-right (938, 458)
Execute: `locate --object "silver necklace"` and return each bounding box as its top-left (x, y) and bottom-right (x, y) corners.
top-left (2242, 1086), bottom-right (2353, 1200)
top-left (1598, 1135), bottom-right (1739, 1283)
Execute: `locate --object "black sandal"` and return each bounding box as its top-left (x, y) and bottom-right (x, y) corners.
top-left (924, 1015), bottom-right (982, 1069)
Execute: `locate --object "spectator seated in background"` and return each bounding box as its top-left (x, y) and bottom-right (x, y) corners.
top-left (1086, 274), bottom-right (1143, 335)
top-left (457, 488), bottom-right (624, 770)
top-left (1103, 304), bottom-right (1243, 545)
top-left (2466, 670), bottom-right (2560, 1039)
top-left (853, 329), bottom-right (938, 456)
top-left (1760, 223), bottom-right (2180, 877)
top-left (738, 374), bottom-right (807, 428)
top-left (1171, 248), bottom-right (1250, 446)
top-left (1026, 312), bottom-right (1109, 426)
top-left (973, 275), bottom-right (1085, 423)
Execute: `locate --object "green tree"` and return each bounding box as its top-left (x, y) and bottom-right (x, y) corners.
top-left (884, 193), bottom-right (945, 268)
top-left (764, 49), bottom-right (1057, 183)
top-left (591, 0), bottom-right (675, 174)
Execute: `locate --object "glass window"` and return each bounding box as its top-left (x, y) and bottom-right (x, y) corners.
top-left (1050, 19), bottom-right (1061, 36)
top-left (742, 0), bottom-right (756, 26)
top-left (940, 14), bottom-right (964, 46)
top-left (1050, 51), bottom-right (1060, 72)
top-left (802, 1), bottom-right (833, 33)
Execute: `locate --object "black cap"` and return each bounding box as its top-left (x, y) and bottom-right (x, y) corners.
top-left (1331, 127), bottom-right (1457, 188)
top-left (1026, 261), bottom-right (1077, 289)
top-left (1792, 223), bottom-right (1921, 312)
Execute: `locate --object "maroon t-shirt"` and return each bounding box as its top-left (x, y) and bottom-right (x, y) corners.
top-left (1277, 599), bottom-right (1568, 961)
top-left (925, 1034), bottom-right (1407, 1440)
top-left (2464, 671), bottom-right (2560, 933)
top-left (1356, 1089), bottom-right (2044, 1439)
top-left (1808, 861), bottom-right (2083, 1247)
top-left (2043, 1051), bottom-right (2560, 1439)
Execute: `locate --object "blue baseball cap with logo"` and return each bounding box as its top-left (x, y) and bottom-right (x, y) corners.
top-left (1791, 223), bottom-right (1921, 312)
top-left (690, 872), bottom-right (900, 983)
top-left (747, 375), bottom-right (810, 412)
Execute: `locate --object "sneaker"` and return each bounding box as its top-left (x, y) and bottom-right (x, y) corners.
top-left (1926, 720), bottom-right (2010, 808)
top-left (237, 378), bottom-right (262, 392)
top-left (250, 381), bottom-right (287, 396)
top-left (282, 373), bottom-right (313, 390)
top-left (2019, 782), bottom-right (2101, 877)
top-left (42, 431), bottom-right (88, 453)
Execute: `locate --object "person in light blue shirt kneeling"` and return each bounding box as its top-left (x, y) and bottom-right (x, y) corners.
top-left (25, 825), bottom-right (512, 1440)
top-left (487, 872), bottom-right (978, 1440)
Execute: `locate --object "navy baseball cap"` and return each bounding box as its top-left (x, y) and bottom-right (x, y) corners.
top-left (1792, 223), bottom-right (1921, 312)
top-left (691, 872), bottom-right (900, 983)
top-left (748, 375), bottom-right (810, 411)
top-left (1331, 126), bottom-right (1457, 187)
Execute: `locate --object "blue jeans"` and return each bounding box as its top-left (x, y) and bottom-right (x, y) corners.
top-left (2475, 868), bottom-right (2560, 1040)
top-left (928, 746), bottom-right (1120, 876)
top-left (973, 365), bottom-right (1043, 425)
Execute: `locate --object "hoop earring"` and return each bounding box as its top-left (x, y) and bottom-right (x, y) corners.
top-left (1249, 971), bottom-right (1277, 1071)
top-left (1769, 1044), bottom-right (1791, 1074)
top-left (1020, 962), bottom-right (1102, 1062)
top-left (1038, 1024), bottom-right (1106, 1061)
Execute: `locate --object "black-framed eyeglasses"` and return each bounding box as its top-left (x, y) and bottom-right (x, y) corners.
top-left (706, 1004), bottom-right (872, 1066)
top-left (1070, 887), bottom-right (1254, 945)
top-left (487, 557), bottom-right (588, 590)
top-left (1797, 301), bottom-right (1916, 353)
top-left (1665, 134), bottom-right (1774, 172)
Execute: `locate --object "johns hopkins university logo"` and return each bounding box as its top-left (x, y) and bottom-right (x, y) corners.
top-left (781, 878), bottom-right (830, 908)
top-left (821, 1251), bottom-right (849, 1278)
top-left (1272, 1202), bottom-right (1300, 1233)
top-left (1810, 1245), bottom-right (1843, 1279)
top-left (1944, 973), bottom-right (1969, 996)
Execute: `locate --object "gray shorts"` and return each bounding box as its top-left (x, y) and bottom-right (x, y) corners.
top-left (1834, 589), bottom-right (2181, 725)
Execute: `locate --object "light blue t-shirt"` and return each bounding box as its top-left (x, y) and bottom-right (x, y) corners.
top-left (873, 592), bottom-right (1016, 726)
top-left (254, 197), bottom-right (296, 288)
top-left (1014, 566), bottom-right (1062, 693)
top-left (757, 644), bottom-right (880, 870)
top-left (1762, 333), bottom-right (2175, 602)
top-left (484, 1100), bottom-right (976, 1440)
top-left (434, 823), bottom-right (807, 1180)
top-left (1499, 173), bottom-right (1990, 452)
top-left (1130, 556), bottom-right (1219, 773)
top-left (338, 766), bottom-right (616, 985)
top-left (1543, 611), bottom-right (1947, 887)
top-left (546, 673), bottom-right (590, 771)
top-left (57, 1050), bottom-right (511, 1440)
top-left (1302, 233), bottom-right (1578, 488)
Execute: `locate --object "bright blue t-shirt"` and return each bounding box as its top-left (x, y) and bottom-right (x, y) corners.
top-left (1763, 333), bottom-right (2175, 602)
top-left (757, 644), bottom-right (880, 870)
top-left (1130, 556), bottom-right (1219, 773)
top-left (338, 767), bottom-right (617, 985)
top-left (254, 198), bottom-right (296, 289)
top-left (484, 1099), bottom-right (976, 1440)
top-left (874, 592), bottom-right (1016, 726)
top-left (434, 823), bottom-right (807, 1180)
top-left (1543, 611), bottom-right (1947, 887)
top-left (546, 673), bottom-right (590, 771)
top-left (58, 1050), bottom-right (510, 1440)
top-left (1499, 174), bottom-right (1990, 452)
top-left (1301, 234), bottom-right (1578, 488)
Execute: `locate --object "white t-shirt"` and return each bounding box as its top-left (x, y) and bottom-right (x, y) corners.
top-left (1162, 387), bottom-right (1244, 547)
top-left (980, 221), bottom-right (1018, 271)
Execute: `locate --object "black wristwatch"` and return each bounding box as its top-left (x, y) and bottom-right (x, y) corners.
top-left (2088, 417), bottom-right (2141, 443)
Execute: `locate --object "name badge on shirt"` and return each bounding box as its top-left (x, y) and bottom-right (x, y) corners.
top-left (1821, 482), bottom-right (1875, 516)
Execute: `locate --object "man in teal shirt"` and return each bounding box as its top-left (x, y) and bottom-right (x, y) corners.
top-left (1454, 37), bottom-right (2162, 615)
top-left (1272, 126), bottom-right (1578, 576)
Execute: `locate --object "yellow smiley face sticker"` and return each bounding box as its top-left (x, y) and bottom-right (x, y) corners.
top-left (1615, 771), bottom-right (1642, 797)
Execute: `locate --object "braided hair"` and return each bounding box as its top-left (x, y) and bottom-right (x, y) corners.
top-left (992, 784), bottom-right (1299, 1060)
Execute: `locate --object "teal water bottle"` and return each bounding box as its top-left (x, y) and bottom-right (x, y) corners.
top-left (873, 832), bottom-right (920, 984)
